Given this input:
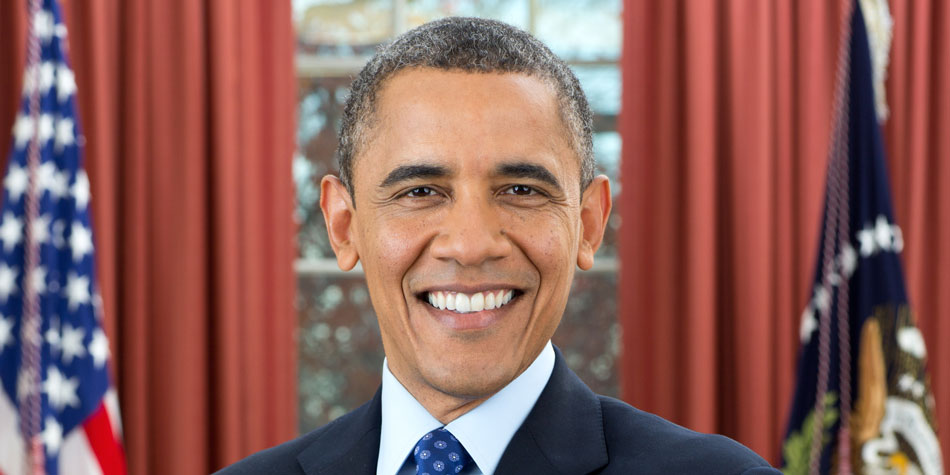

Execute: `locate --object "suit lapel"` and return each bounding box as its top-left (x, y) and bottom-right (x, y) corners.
top-left (297, 388), bottom-right (383, 475)
top-left (495, 348), bottom-right (608, 474)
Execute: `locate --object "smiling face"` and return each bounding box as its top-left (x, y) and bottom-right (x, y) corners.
top-left (321, 68), bottom-right (610, 419)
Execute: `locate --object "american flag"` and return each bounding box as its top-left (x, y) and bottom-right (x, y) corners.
top-left (0, 0), bottom-right (127, 474)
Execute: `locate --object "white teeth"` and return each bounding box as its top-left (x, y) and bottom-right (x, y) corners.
top-left (450, 293), bottom-right (468, 313)
top-left (456, 293), bottom-right (471, 312)
top-left (470, 292), bottom-right (484, 312)
top-left (425, 289), bottom-right (517, 313)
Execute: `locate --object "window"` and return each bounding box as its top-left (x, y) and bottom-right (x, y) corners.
top-left (293, 0), bottom-right (622, 433)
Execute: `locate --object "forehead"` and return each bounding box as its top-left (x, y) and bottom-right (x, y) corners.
top-left (378, 68), bottom-right (555, 111)
top-left (353, 69), bottom-right (576, 183)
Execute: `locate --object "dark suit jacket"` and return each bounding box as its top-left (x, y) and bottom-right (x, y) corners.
top-left (218, 349), bottom-right (780, 474)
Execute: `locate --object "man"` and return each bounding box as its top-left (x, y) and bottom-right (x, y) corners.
top-left (220, 17), bottom-right (780, 475)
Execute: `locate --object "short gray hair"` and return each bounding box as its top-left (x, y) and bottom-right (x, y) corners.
top-left (338, 16), bottom-right (595, 197)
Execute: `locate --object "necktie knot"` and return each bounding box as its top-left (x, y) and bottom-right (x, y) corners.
top-left (413, 428), bottom-right (470, 474)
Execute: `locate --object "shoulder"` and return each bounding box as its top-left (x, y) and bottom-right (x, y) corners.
top-left (596, 396), bottom-right (780, 475)
top-left (213, 429), bottom-right (320, 475)
top-left (214, 399), bottom-right (377, 475)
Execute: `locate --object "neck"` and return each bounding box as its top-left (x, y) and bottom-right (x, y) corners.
top-left (417, 391), bottom-right (490, 425)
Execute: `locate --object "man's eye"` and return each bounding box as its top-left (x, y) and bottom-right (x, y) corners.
top-left (404, 186), bottom-right (438, 198)
top-left (504, 185), bottom-right (537, 196)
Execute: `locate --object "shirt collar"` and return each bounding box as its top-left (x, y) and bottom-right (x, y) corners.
top-left (377, 361), bottom-right (442, 475)
top-left (376, 341), bottom-right (555, 475)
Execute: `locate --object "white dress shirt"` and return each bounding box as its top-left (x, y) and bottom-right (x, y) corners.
top-left (376, 341), bottom-right (556, 475)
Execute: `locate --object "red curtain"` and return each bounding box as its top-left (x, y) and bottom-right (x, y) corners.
top-left (619, 0), bottom-right (950, 466)
top-left (0, 1), bottom-right (298, 474)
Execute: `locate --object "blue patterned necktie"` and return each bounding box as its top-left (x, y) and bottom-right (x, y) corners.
top-left (413, 427), bottom-right (471, 475)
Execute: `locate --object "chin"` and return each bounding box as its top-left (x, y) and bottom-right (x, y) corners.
top-left (422, 360), bottom-right (516, 400)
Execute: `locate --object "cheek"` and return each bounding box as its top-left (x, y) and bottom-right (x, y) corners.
top-left (359, 213), bottom-right (437, 285)
top-left (502, 211), bottom-right (579, 312)
top-left (357, 214), bottom-right (435, 341)
top-left (504, 208), bottom-right (579, 270)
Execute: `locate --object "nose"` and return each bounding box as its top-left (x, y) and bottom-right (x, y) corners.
top-left (429, 191), bottom-right (512, 267)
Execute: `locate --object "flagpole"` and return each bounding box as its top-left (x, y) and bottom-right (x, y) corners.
top-left (807, 1), bottom-right (856, 473)
top-left (20, 0), bottom-right (48, 472)
top-left (831, 54), bottom-right (853, 475)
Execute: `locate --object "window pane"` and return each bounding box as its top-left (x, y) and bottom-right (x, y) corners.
top-left (297, 273), bottom-right (383, 433)
top-left (594, 131), bottom-right (621, 258)
top-left (295, 77), bottom-right (350, 259)
top-left (294, 0), bottom-right (393, 56)
top-left (575, 65), bottom-right (621, 117)
top-left (553, 270), bottom-right (620, 398)
top-left (574, 65), bottom-right (621, 257)
top-left (533, 0), bottom-right (621, 61)
top-left (406, 0), bottom-right (530, 30)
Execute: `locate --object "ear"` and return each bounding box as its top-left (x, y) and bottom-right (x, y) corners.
top-left (320, 175), bottom-right (360, 271)
top-left (577, 175), bottom-right (612, 270)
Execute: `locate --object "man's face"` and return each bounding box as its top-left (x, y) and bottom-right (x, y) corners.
top-left (322, 68), bottom-right (609, 407)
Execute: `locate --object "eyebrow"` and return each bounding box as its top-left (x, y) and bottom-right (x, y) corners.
top-left (377, 161), bottom-right (564, 194)
top-left (379, 164), bottom-right (451, 188)
top-left (494, 162), bottom-right (563, 194)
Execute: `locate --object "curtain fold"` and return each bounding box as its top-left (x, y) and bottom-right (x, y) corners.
top-left (619, 0), bottom-right (950, 466)
top-left (885, 0), bottom-right (950, 466)
top-left (0, 1), bottom-right (298, 474)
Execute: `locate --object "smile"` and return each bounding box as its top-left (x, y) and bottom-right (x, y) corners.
top-left (425, 289), bottom-right (516, 314)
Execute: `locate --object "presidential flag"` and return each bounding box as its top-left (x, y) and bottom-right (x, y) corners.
top-left (781, 1), bottom-right (943, 474)
top-left (0, 0), bottom-right (127, 474)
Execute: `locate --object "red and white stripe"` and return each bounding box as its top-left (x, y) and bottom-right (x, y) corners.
top-left (0, 389), bottom-right (126, 475)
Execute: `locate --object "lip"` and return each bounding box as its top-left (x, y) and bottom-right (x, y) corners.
top-left (416, 283), bottom-right (522, 295)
